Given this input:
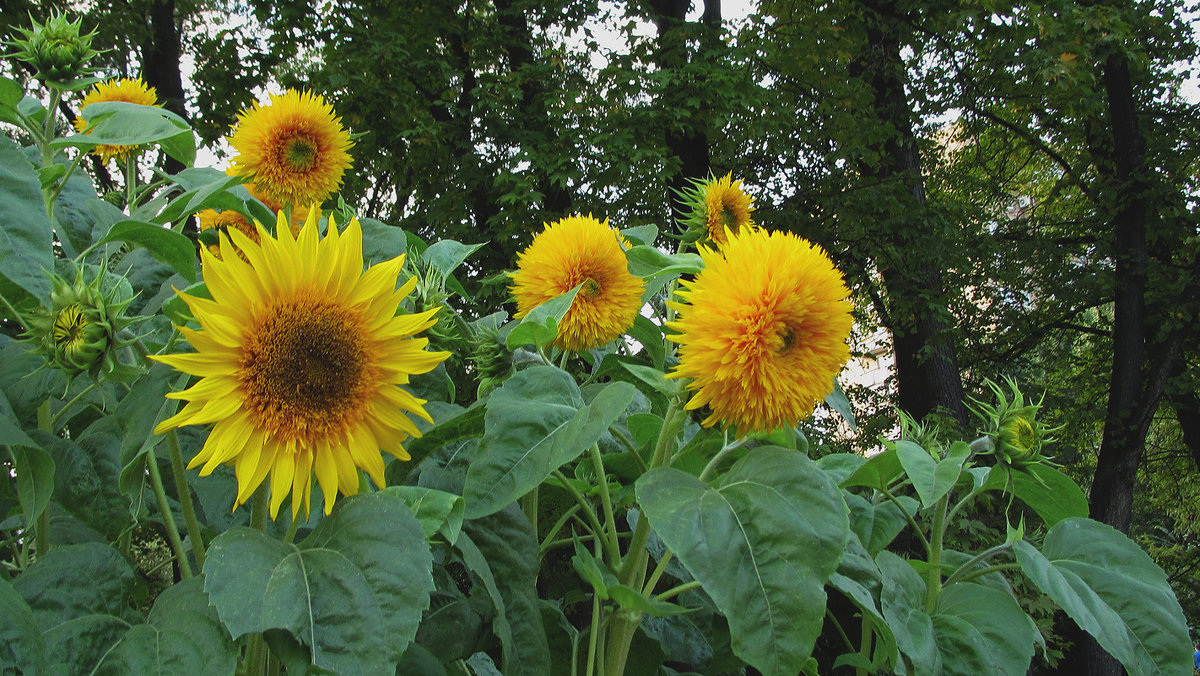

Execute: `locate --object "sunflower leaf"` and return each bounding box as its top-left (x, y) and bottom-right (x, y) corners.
top-left (636, 447), bottom-right (850, 676)
top-left (100, 220), bottom-right (197, 282)
top-left (505, 284), bottom-right (582, 350)
top-left (463, 368), bottom-right (636, 519)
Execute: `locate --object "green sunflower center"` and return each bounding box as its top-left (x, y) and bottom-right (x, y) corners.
top-left (282, 134), bottom-right (319, 172)
top-left (720, 201), bottom-right (741, 231)
top-left (53, 305), bottom-right (90, 350)
top-left (582, 277), bottom-right (602, 297)
top-left (241, 298), bottom-right (374, 440)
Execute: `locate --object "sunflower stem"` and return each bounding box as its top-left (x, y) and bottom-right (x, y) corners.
top-left (166, 429), bottom-right (205, 570)
top-left (145, 445), bottom-right (193, 578)
top-left (552, 470), bottom-right (616, 566)
top-left (250, 483), bottom-right (269, 532)
top-left (858, 612), bottom-right (875, 676)
top-left (588, 443), bottom-right (621, 568)
top-left (48, 380), bottom-right (100, 431)
top-left (34, 401), bottom-right (52, 556)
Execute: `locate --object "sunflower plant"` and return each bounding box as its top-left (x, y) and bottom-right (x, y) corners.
top-left (0, 13), bottom-right (1192, 676)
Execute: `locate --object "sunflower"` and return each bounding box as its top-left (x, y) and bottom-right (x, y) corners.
top-left (510, 215), bottom-right (644, 352)
top-left (678, 173), bottom-right (756, 247)
top-left (153, 209), bottom-right (450, 519)
top-left (73, 78), bottom-right (159, 163)
top-left (228, 89), bottom-right (353, 209)
top-left (667, 228), bottom-right (853, 434)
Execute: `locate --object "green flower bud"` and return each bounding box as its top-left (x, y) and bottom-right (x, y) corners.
top-left (25, 262), bottom-right (138, 379)
top-left (8, 13), bottom-right (102, 83)
top-left (969, 378), bottom-right (1059, 469)
top-left (470, 323), bottom-right (511, 397)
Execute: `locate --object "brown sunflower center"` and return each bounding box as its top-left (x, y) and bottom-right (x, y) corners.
top-left (282, 134), bottom-right (319, 172)
top-left (239, 297), bottom-right (374, 442)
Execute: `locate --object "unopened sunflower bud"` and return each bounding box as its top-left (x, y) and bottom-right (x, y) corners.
top-left (471, 323), bottom-right (511, 397)
top-left (9, 13), bottom-right (101, 83)
top-left (969, 378), bottom-right (1060, 469)
top-left (26, 263), bottom-right (138, 378)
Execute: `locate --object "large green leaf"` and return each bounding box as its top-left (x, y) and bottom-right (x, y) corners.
top-left (459, 506), bottom-right (550, 676)
top-left (1014, 518), bottom-right (1191, 675)
top-left (92, 578), bottom-right (236, 676)
top-left (505, 285), bottom-right (582, 349)
top-left (876, 551), bottom-right (939, 675)
top-left (827, 532), bottom-right (899, 673)
top-left (896, 440), bottom-right (965, 509)
top-left (100, 220), bottom-right (197, 282)
top-left (56, 101), bottom-right (195, 165)
top-left (935, 582), bottom-right (1039, 676)
top-left (204, 491), bottom-right (435, 674)
top-left (0, 577), bottom-right (44, 675)
top-left (9, 444), bottom-right (54, 529)
top-left (1000, 463), bottom-right (1088, 527)
top-left (637, 447), bottom-right (850, 676)
top-left (463, 368), bottom-right (635, 519)
top-left (0, 135), bottom-right (54, 301)
top-left (13, 542), bottom-right (136, 632)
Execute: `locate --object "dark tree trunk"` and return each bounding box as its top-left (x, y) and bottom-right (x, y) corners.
top-left (853, 2), bottom-right (969, 428)
top-left (649, 0), bottom-right (719, 206)
top-left (140, 0), bottom-right (187, 176)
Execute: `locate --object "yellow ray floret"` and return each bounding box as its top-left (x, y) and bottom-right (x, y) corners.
top-left (667, 227), bottom-right (853, 435)
top-left (510, 214), bottom-right (645, 352)
top-left (228, 89), bottom-right (353, 209)
top-left (153, 209), bottom-right (450, 519)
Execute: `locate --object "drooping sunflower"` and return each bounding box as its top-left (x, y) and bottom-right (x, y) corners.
top-left (667, 227), bottom-right (853, 434)
top-left (678, 172), bottom-right (756, 247)
top-left (510, 215), bottom-right (644, 352)
top-left (73, 78), bottom-right (159, 163)
top-left (228, 89), bottom-right (353, 209)
top-left (153, 209), bottom-right (450, 519)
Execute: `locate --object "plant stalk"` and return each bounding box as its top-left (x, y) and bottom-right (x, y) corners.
top-left (166, 430), bottom-right (206, 570)
top-left (145, 447), bottom-right (193, 578)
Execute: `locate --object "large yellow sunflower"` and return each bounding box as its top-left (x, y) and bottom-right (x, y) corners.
top-left (667, 227), bottom-right (853, 434)
top-left (73, 78), bottom-right (159, 163)
top-left (510, 215), bottom-right (644, 352)
top-left (228, 89), bottom-right (353, 209)
top-left (153, 209), bottom-right (450, 519)
top-left (679, 173), bottom-right (756, 247)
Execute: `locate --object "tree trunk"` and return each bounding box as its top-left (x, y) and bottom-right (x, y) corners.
top-left (649, 0), bottom-right (719, 205)
top-left (140, 0), bottom-right (187, 176)
top-left (854, 2), bottom-right (969, 428)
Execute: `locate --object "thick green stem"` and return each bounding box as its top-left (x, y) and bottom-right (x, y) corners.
top-left (858, 613), bottom-right (875, 676)
top-left (250, 484), bottom-right (269, 532)
top-left (588, 443), bottom-right (621, 566)
top-left (653, 579), bottom-right (700, 602)
top-left (166, 430), bottom-right (206, 570)
top-left (146, 448), bottom-right (193, 578)
top-left (603, 615), bottom-right (637, 676)
top-left (924, 493), bottom-right (950, 613)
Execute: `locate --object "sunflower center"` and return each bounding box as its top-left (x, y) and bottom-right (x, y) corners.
top-left (282, 134), bottom-right (319, 172)
top-left (53, 305), bottom-right (89, 349)
top-left (582, 277), bottom-right (602, 297)
top-left (777, 325), bottom-right (797, 354)
top-left (240, 297), bottom-right (374, 442)
top-left (720, 201), bottom-right (741, 231)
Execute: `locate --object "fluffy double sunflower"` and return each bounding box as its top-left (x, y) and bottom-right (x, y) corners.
top-left (510, 215), bottom-right (644, 352)
top-left (228, 89), bottom-right (353, 209)
top-left (667, 227), bottom-right (853, 434)
top-left (73, 78), bottom-right (159, 163)
top-left (153, 209), bottom-right (450, 519)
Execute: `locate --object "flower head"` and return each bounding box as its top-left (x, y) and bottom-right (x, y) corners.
top-left (73, 78), bottom-right (159, 163)
top-left (228, 89), bottom-right (353, 209)
top-left (667, 228), bottom-right (853, 434)
top-left (153, 209), bottom-right (450, 519)
top-left (678, 173), bottom-right (757, 247)
top-left (510, 215), bottom-right (644, 352)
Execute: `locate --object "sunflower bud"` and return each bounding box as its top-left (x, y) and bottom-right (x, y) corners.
top-left (471, 323), bottom-right (512, 397)
top-left (25, 263), bottom-right (138, 379)
top-left (674, 172), bottom-right (757, 247)
top-left (8, 13), bottom-right (101, 83)
top-left (969, 378), bottom-right (1059, 469)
